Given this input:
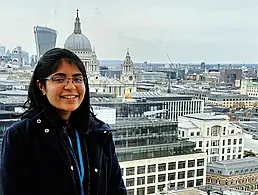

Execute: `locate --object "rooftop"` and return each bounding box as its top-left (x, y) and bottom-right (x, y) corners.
top-left (167, 188), bottom-right (206, 195)
top-left (182, 113), bottom-right (229, 120)
top-left (208, 157), bottom-right (258, 170)
top-left (110, 118), bottom-right (176, 129)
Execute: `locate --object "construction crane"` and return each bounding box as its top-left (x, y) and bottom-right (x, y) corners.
top-left (165, 53), bottom-right (173, 93)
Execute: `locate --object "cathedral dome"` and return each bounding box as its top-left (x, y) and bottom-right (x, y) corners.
top-left (64, 10), bottom-right (92, 52)
top-left (64, 34), bottom-right (92, 52)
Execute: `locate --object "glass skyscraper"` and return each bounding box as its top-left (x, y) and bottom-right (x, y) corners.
top-left (34, 26), bottom-right (57, 60)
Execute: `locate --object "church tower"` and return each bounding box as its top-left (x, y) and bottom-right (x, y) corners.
top-left (88, 47), bottom-right (101, 92)
top-left (121, 48), bottom-right (136, 95)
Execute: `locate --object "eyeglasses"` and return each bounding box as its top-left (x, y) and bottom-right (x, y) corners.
top-left (44, 75), bottom-right (86, 87)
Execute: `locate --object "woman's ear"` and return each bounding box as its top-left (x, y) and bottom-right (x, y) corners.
top-left (36, 80), bottom-right (46, 96)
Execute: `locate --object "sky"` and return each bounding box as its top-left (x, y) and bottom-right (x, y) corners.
top-left (1, 0), bottom-right (258, 63)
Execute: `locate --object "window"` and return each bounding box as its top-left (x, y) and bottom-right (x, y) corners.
top-left (147, 186), bottom-right (155, 194)
top-left (188, 160), bottom-right (195, 168)
top-left (168, 173), bottom-right (175, 180)
top-left (191, 132), bottom-right (194, 136)
top-left (197, 158), bottom-right (204, 166)
top-left (158, 163), bottom-right (166, 172)
top-left (158, 184), bottom-right (165, 192)
top-left (187, 180), bottom-right (194, 188)
top-left (147, 175), bottom-right (155, 184)
top-left (126, 167), bottom-right (135, 176)
top-left (223, 127), bottom-right (226, 135)
top-left (207, 128), bottom-right (210, 136)
top-left (148, 164), bottom-right (156, 173)
top-left (178, 171), bottom-right (185, 179)
top-left (168, 162), bottom-right (176, 170)
top-left (223, 140), bottom-right (225, 146)
top-left (187, 170), bottom-right (195, 178)
top-left (137, 177), bottom-right (145, 185)
top-left (177, 181), bottom-right (185, 189)
top-left (197, 131), bottom-right (200, 136)
top-left (239, 138), bottom-right (242, 144)
top-left (196, 179), bottom-right (204, 186)
top-left (137, 166), bottom-right (145, 174)
top-left (126, 178), bottom-right (135, 187)
top-left (199, 141), bottom-right (202, 147)
top-left (233, 139), bottom-right (237, 145)
top-left (137, 187), bottom-right (145, 195)
top-left (158, 174), bottom-right (166, 182)
top-left (127, 189), bottom-right (134, 195)
top-left (178, 161), bottom-right (186, 169)
top-left (197, 169), bottom-right (204, 176)
top-left (228, 139), bottom-right (231, 145)
top-left (211, 125), bottom-right (221, 136)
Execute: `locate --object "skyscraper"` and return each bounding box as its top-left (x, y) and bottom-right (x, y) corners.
top-left (34, 26), bottom-right (57, 60)
top-left (0, 45), bottom-right (6, 57)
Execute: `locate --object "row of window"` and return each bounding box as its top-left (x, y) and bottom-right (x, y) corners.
top-left (123, 159), bottom-right (205, 176)
top-left (209, 167), bottom-right (258, 175)
top-left (127, 179), bottom-right (204, 195)
top-left (126, 169), bottom-right (204, 187)
top-left (206, 146), bottom-right (242, 154)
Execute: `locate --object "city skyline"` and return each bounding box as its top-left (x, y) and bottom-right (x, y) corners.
top-left (1, 0), bottom-right (258, 63)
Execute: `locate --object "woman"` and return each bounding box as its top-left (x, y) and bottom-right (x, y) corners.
top-left (0, 48), bottom-right (127, 195)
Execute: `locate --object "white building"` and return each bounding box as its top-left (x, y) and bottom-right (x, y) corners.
top-left (64, 10), bottom-right (136, 97)
top-left (92, 106), bottom-right (116, 124)
top-left (120, 153), bottom-right (207, 195)
top-left (178, 113), bottom-right (244, 163)
top-left (241, 78), bottom-right (258, 98)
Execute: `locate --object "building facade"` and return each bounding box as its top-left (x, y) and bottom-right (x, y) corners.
top-left (207, 157), bottom-right (258, 192)
top-left (219, 69), bottom-right (242, 88)
top-left (92, 93), bottom-right (204, 121)
top-left (11, 46), bottom-right (29, 67)
top-left (0, 45), bottom-right (6, 57)
top-left (178, 113), bottom-right (244, 163)
top-left (111, 118), bottom-right (207, 195)
top-left (34, 26), bottom-right (57, 60)
top-left (64, 10), bottom-right (136, 97)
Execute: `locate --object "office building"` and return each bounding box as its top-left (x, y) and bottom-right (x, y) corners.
top-left (34, 26), bottom-right (57, 60)
top-left (178, 113), bottom-right (244, 163)
top-left (111, 118), bottom-right (207, 195)
top-left (207, 157), bottom-right (258, 192)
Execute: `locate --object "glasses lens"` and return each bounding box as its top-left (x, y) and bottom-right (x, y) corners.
top-left (52, 76), bottom-right (66, 85)
top-left (50, 76), bottom-right (85, 86)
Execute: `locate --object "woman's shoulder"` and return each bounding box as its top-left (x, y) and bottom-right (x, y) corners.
top-left (6, 109), bottom-right (45, 137)
top-left (90, 116), bottom-right (112, 133)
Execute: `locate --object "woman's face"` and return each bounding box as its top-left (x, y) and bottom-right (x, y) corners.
top-left (38, 60), bottom-right (86, 120)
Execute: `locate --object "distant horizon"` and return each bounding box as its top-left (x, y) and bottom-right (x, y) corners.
top-left (1, 44), bottom-right (258, 65)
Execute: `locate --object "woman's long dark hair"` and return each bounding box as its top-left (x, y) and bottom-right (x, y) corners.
top-left (23, 48), bottom-right (95, 133)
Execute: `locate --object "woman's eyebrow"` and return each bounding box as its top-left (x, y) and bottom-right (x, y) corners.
top-left (52, 73), bottom-right (82, 77)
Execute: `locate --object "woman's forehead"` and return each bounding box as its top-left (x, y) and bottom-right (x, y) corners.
top-left (55, 60), bottom-right (81, 73)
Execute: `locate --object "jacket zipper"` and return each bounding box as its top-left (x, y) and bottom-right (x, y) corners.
top-left (45, 115), bottom-right (78, 195)
top-left (96, 130), bottom-right (113, 194)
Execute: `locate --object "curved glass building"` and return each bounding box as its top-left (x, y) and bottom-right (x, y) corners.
top-left (34, 26), bottom-right (57, 60)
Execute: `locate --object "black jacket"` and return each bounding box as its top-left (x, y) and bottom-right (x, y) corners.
top-left (0, 109), bottom-right (127, 195)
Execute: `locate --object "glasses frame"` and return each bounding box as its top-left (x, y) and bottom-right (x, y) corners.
top-left (43, 74), bottom-right (87, 87)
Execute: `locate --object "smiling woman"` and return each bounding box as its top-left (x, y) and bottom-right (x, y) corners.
top-left (0, 48), bottom-right (127, 195)
top-left (37, 60), bottom-right (86, 120)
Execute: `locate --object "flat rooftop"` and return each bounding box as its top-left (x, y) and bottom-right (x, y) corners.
top-left (182, 113), bottom-right (229, 120)
top-left (110, 118), bottom-right (176, 128)
top-left (208, 157), bottom-right (258, 169)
